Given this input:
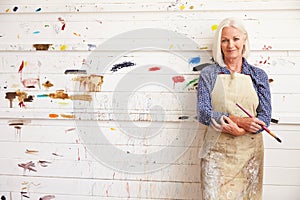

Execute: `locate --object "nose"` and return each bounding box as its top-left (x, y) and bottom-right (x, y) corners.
top-left (228, 39), bottom-right (234, 48)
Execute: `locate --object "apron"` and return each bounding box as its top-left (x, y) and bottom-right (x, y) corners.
top-left (200, 72), bottom-right (264, 200)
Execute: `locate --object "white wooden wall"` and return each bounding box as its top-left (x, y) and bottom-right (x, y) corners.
top-left (0, 0), bottom-right (299, 199)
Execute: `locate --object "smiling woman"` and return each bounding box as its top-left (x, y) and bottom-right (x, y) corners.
top-left (197, 18), bottom-right (272, 200)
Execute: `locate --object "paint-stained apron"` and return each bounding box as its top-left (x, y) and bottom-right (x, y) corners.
top-left (201, 73), bottom-right (264, 200)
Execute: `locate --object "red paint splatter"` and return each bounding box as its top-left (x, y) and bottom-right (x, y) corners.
top-left (77, 148), bottom-right (80, 161)
top-left (172, 76), bottom-right (185, 83)
top-left (148, 66), bottom-right (161, 71)
top-left (172, 76), bottom-right (185, 88)
top-left (61, 24), bottom-right (66, 30)
top-left (18, 60), bottom-right (24, 73)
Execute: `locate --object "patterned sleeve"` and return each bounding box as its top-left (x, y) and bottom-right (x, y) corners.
top-left (254, 68), bottom-right (272, 128)
top-left (197, 66), bottom-right (229, 125)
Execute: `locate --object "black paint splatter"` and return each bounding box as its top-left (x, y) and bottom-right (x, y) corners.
top-left (110, 61), bottom-right (135, 72)
top-left (13, 6), bottom-right (18, 12)
top-left (178, 116), bottom-right (189, 120)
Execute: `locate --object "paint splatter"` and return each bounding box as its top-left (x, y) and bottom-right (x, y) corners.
top-left (126, 182), bottom-right (130, 198)
top-left (42, 81), bottom-right (53, 89)
top-left (148, 66), bottom-right (161, 71)
top-left (180, 5), bottom-right (185, 10)
top-left (13, 6), bottom-right (18, 12)
top-left (25, 149), bottom-right (39, 154)
top-left (5, 92), bottom-right (17, 108)
top-left (5, 8), bottom-right (10, 12)
top-left (189, 6), bottom-right (194, 9)
top-left (37, 94), bottom-right (49, 98)
top-left (87, 44), bottom-right (97, 51)
top-left (49, 114), bottom-right (59, 118)
top-left (65, 127), bottom-right (76, 133)
top-left (110, 127), bottom-right (116, 131)
top-left (64, 69), bottom-right (87, 74)
top-left (49, 90), bottom-right (69, 99)
top-left (189, 56), bottom-right (201, 65)
top-left (110, 61), bottom-right (135, 72)
top-left (33, 44), bottom-right (51, 50)
top-left (178, 116), bottom-right (189, 120)
top-left (18, 161), bottom-right (37, 172)
top-left (72, 75), bottom-right (104, 92)
top-left (35, 8), bottom-right (41, 12)
top-left (73, 32), bottom-right (81, 37)
top-left (60, 45), bottom-right (67, 50)
top-left (18, 61), bottom-right (25, 73)
top-left (39, 195), bottom-right (55, 200)
top-left (185, 78), bottom-right (199, 90)
top-left (262, 45), bottom-right (272, 51)
top-left (60, 114), bottom-right (75, 119)
top-left (211, 24), bottom-right (218, 31)
top-left (58, 17), bottom-right (66, 30)
top-left (33, 31), bottom-right (40, 34)
top-left (172, 75), bottom-right (185, 83)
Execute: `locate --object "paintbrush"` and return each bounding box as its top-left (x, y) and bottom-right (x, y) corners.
top-left (236, 103), bottom-right (282, 143)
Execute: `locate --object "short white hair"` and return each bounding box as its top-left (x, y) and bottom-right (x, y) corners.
top-left (212, 17), bottom-right (250, 67)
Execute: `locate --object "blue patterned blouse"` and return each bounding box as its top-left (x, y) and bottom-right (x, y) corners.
top-left (197, 58), bottom-right (272, 131)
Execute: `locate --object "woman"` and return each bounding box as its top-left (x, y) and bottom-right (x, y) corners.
top-left (197, 18), bottom-right (271, 199)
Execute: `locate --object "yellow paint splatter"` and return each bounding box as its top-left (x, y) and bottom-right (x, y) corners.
top-left (169, 44), bottom-right (174, 49)
top-left (180, 5), bottom-right (185, 11)
top-left (24, 61), bottom-right (28, 66)
top-left (110, 127), bottom-right (116, 131)
top-left (200, 46), bottom-right (209, 50)
top-left (60, 44), bottom-right (67, 51)
top-left (5, 8), bottom-right (10, 13)
top-left (211, 24), bottom-right (218, 31)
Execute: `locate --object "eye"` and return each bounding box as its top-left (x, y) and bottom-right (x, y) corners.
top-left (221, 39), bottom-right (228, 43)
top-left (234, 37), bottom-right (240, 41)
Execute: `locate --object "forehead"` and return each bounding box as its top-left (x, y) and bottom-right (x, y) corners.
top-left (221, 26), bottom-right (243, 37)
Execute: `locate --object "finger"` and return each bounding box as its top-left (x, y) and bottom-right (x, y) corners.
top-left (223, 116), bottom-right (234, 124)
top-left (211, 118), bottom-right (222, 132)
top-left (254, 118), bottom-right (266, 126)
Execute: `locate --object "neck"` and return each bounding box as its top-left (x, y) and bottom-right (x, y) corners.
top-left (224, 57), bottom-right (243, 72)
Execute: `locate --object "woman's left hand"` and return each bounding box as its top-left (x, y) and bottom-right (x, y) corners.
top-left (211, 115), bottom-right (246, 136)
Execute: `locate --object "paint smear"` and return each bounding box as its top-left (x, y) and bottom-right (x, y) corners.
top-left (49, 114), bottom-right (59, 118)
top-left (148, 66), bottom-right (161, 71)
top-left (39, 195), bottom-right (55, 200)
top-left (178, 116), bottom-right (189, 120)
top-left (189, 6), bottom-right (194, 9)
top-left (180, 5), bottom-right (185, 10)
top-left (6, 8), bottom-right (10, 12)
top-left (110, 127), bottom-right (116, 131)
top-left (87, 44), bottom-right (97, 51)
top-left (33, 31), bottom-right (40, 34)
top-left (110, 61), bottom-right (135, 72)
top-left (70, 94), bottom-right (92, 102)
top-left (211, 24), bottom-right (218, 31)
top-left (35, 8), bottom-right (41, 12)
top-left (189, 56), bottom-right (201, 65)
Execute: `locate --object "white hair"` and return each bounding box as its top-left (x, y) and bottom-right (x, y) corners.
top-left (212, 17), bottom-right (250, 67)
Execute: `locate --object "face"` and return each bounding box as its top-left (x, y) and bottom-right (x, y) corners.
top-left (221, 26), bottom-right (246, 61)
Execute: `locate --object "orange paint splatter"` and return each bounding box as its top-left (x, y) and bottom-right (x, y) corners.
top-left (49, 114), bottom-right (59, 118)
top-left (73, 32), bottom-right (81, 37)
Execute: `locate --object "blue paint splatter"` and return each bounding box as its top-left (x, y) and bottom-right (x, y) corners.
top-left (33, 31), bottom-right (40, 34)
top-left (189, 56), bottom-right (201, 64)
top-left (87, 44), bottom-right (97, 51)
top-left (35, 8), bottom-right (42, 12)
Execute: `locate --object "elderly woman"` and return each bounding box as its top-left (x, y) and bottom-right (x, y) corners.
top-left (197, 18), bottom-right (271, 199)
